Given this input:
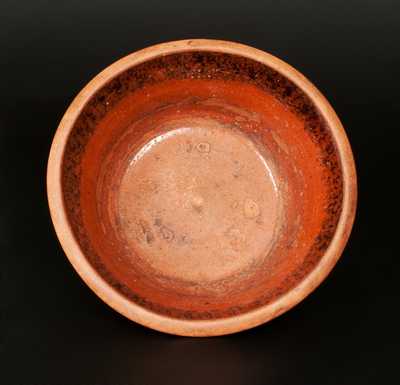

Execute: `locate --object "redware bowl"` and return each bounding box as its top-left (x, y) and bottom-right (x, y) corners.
top-left (47, 40), bottom-right (356, 336)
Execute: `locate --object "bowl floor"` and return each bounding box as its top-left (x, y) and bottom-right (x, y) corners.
top-left (118, 117), bottom-right (280, 284)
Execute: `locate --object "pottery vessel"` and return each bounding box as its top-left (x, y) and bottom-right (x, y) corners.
top-left (47, 40), bottom-right (357, 336)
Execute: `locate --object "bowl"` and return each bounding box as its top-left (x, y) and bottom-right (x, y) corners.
top-left (47, 39), bottom-right (357, 336)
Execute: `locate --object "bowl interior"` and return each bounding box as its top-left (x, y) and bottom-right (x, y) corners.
top-left (62, 51), bottom-right (343, 320)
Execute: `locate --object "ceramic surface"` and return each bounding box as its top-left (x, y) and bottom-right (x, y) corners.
top-left (47, 40), bottom-right (357, 336)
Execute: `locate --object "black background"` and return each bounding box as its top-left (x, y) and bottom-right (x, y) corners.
top-left (1, 1), bottom-right (399, 384)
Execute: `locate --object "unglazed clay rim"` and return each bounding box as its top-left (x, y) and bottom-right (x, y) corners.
top-left (47, 39), bottom-right (357, 336)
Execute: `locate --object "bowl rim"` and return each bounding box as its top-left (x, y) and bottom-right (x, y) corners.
top-left (47, 39), bottom-right (357, 336)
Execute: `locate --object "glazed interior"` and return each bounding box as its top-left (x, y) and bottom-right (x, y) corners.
top-left (62, 51), bottom-right (343, 320)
